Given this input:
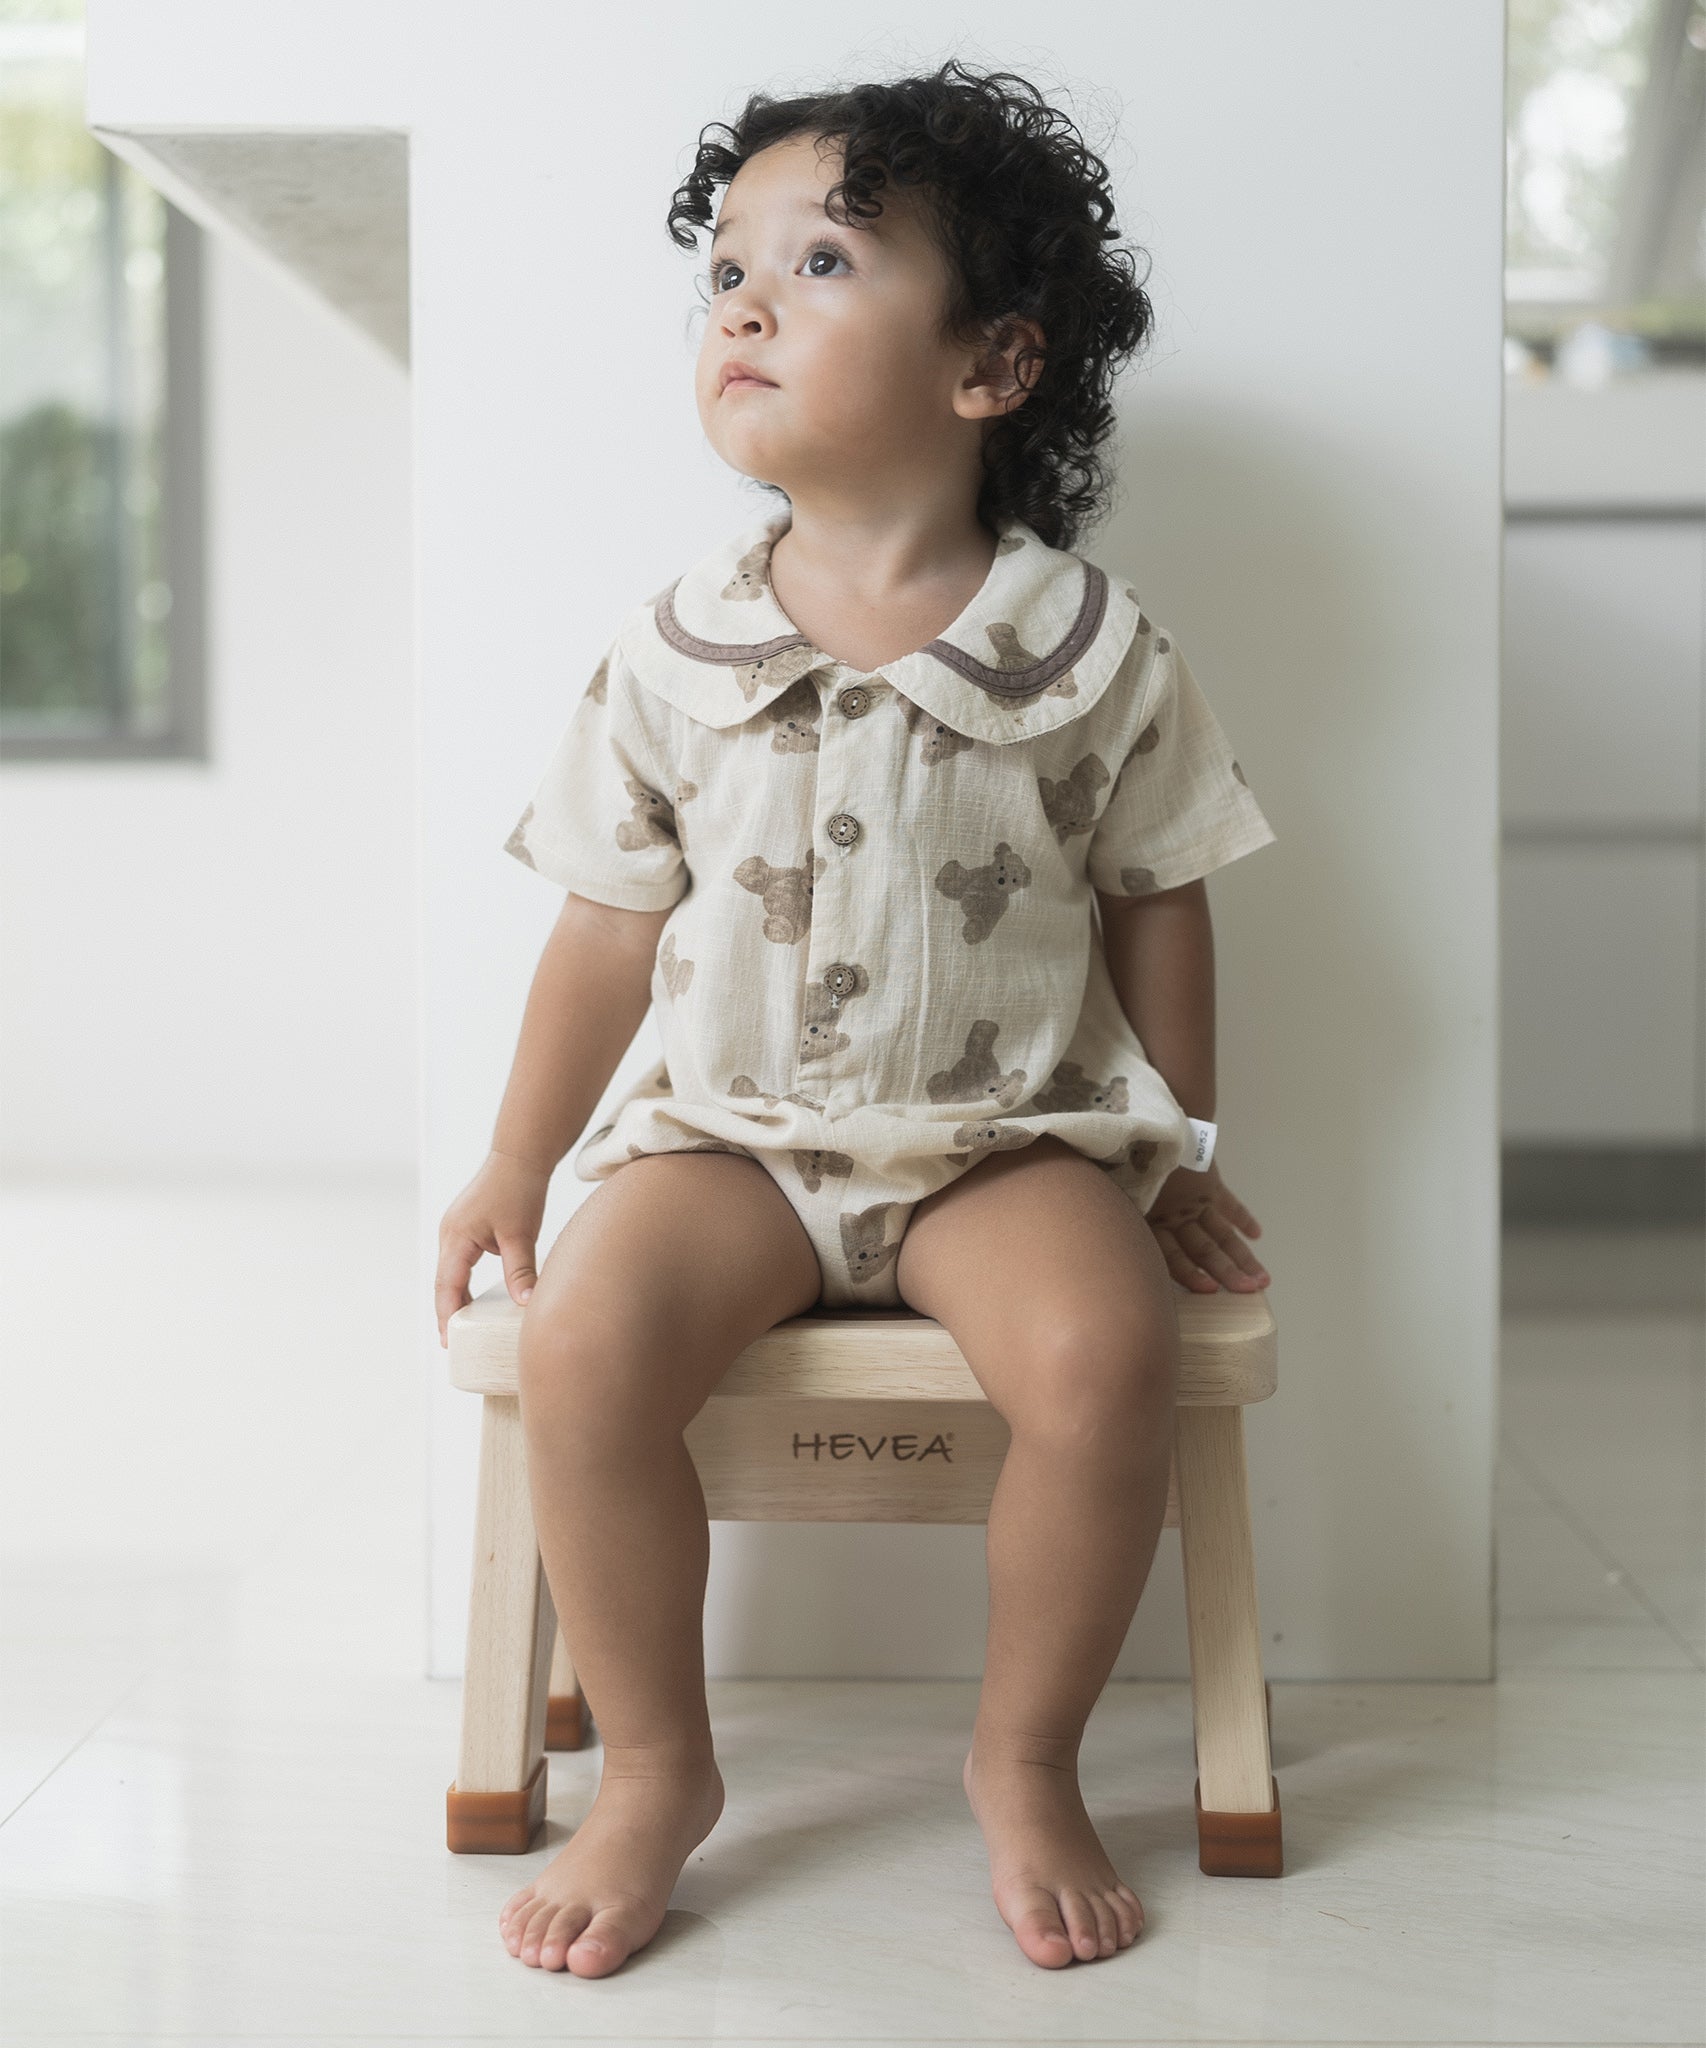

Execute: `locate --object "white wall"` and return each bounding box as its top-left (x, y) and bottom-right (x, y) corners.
top-left (0, 229), bottom-right (417, 1177)
top-left (82, 0), bottom-right (1505, 1683)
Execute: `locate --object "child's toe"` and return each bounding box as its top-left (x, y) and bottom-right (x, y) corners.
top-left (566, 1903), bottom-right (647, 1977)
top-left (517, 1903), bottom-right (558, 1965)
top-left (1009, 1885), bottom-right (1075, 1968)
top-left (1060, 1888), bottom-right (1102, 1959)
top-left (538, 1905), bottom-right (591, 1970)
top-left (1108, 1884), bottom-right (1143, 1944)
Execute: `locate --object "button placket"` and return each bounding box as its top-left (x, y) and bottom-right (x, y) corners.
top-left (824, 671), bottom-right (878, 856)
top-left (801, 667), bottom-right (882, 1103)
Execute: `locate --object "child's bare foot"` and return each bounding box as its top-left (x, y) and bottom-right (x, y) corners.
top-left (963, 1737), bottom-right (1144, 1968)
top-left (499, 1750), bottom-right (725, 1976)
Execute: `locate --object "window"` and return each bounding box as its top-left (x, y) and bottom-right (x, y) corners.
top-left (0, 4), bottom-right (205, 760)
top-left (1507, 0), bottom-right (1706, 358)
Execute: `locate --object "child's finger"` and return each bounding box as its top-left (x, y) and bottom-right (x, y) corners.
top-left (433, 1232), bottom-right (484, 1344)
top-left (500, 1236), bottom-right (539, 1305)
top-left (1204, 1213), bottom-right (1271, 1287)
top-left (1176, 1217), bottom-right (1259, 1292)
top-left (1151, 1223), bottom-right (1217, 1292)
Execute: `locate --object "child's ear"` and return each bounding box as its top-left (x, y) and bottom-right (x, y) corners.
top-left (955, 315), bottom-right (1046, 420)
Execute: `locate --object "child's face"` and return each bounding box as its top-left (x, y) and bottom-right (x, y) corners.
top-left (695, 131), bottom-right (1023, 503)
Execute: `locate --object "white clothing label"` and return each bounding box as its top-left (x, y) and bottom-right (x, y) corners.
top-left (1184, 1117), bottom-right (1217, 1171)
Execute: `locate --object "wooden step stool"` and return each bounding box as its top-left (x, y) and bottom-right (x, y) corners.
top-left (445, 1284), bottom-right (1282, 1878)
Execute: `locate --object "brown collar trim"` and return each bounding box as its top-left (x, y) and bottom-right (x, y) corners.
top-left (652, 555), bottom-right (1108, 701)
top-left (654, 581), bottom-right (808, 666)
top-left (923, 561), bottom-right (1109, 700)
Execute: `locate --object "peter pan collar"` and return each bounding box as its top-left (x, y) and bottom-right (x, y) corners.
top-left (615, 508), bottom-right (1146, 746)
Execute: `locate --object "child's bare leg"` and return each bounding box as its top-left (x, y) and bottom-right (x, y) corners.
top-left (895, 1135), bottom-right (1180, 1969)
top-left (500, 1151), bottom-right (821, 1977)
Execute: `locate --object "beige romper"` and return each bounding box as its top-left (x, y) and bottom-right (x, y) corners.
top-left (504, 510), bottom-right (1277, 1308)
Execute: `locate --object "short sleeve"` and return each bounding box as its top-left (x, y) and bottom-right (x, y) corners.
top-left (1086, 637), bottom-right (1277, 897)
top-left (502, 646), bottom-right (688, 911)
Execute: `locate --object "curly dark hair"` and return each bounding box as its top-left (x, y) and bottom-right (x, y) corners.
top-left (665, 58), bottom-right (1153, 552)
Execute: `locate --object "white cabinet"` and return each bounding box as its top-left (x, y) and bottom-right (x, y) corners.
top-left (1502, 841), bottom-right (1703, 1140)
top-left (1501, 371), bottom-right (1705, 1145)
top-left (1501, 519), bottom-right (1703, 831)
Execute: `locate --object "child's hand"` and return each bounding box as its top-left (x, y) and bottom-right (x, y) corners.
top-left (435, 1149), bottom-right (552, 1347)
top-left (1144, 1158), bottom-right (1271, 1295)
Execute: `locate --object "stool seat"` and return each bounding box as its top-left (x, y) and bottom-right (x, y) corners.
top-left (448, 1287), bottom-right (1277, 1404)
top-left (444, 1280), bottom-right (1283, 1877)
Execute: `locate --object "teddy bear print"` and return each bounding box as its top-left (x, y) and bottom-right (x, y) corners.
top-left (729, 644), bottom-right (820, 703)
top-left (925, 1019), bottom-right (1027, 1109)
top-left (945, 1117), bottom-right (1039, 1159)
top-left (733, 849), bottom-right (825, 944)
top-left (765, 675), bottom-right (821, 754)
top-left (900, 695), bottom-right (975, 767)
top-left (625, 1137), bottom-right (749, 1161)
top-left (585, 655), bottom-right (610, 704)
top-left (576, 1119), bottom-right (616, 1155)
top-left (1030, 1059), bottom-right (1131, 1115)
top-left (614, 774), bottom-right (679, 852)
top-left (996, 532), bottom-right (1025, 556)
top-left (671, 778), bottom-right (698, 850)
top-left (728, 1074), bottom-right (826, 1112)
top-left (1118, 866), bottom-right (1157, 895)
top-left (1232, 759), bottom-right (1247, 786)
top-left (649, 1061), bottom-right (672, 1094)
top-left (985, 621), bottom-right (1078, 700)
top-left (1134, 717), bottom-right (1161, 755)
top-left (503, 803), bottom-right (537, 869)
top-left (1084, 1136), bottom-right (1158, 1179)
top-left (721, 542), bottom-right (771, 602)
top-left (792, 1148), bottom-right (855, 1194)
top-left (840, 1202), bottom-right (903, 1287)
top-left (799, 963), bottom-right (870, 1064)
top-left (984, 621), bottom-right (1039, 672)
top-left (658, 931), bottom-right (693, 998)
top-left (935, 840), bottom-right (1032, 942)
top-left (1037, 754), bottom-right (1111, 842)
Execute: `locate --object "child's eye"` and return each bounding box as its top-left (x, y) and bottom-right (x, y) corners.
top-left (710, 242), bottom-right (851, 293)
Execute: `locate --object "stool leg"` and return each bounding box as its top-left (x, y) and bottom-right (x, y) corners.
top-left (1174, 1405), bottom-right (1282, 1877)
top-left (547, 1627), bottom-right (590, 1750)
top-left (447, 1394), bottom-right (556, 1853)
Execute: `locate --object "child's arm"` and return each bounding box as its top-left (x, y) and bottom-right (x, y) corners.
top-left (434, 890), bottom-right (671, 1343)
top-left (1096, 881), bottom-right (1270, 1294)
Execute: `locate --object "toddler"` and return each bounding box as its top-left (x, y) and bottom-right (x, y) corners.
top-left (436, 57), bottom-right (1276, 1980)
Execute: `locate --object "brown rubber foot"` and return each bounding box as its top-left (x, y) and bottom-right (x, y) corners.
top-left (546, 1691), bottom-right (587, 1750)
top-left (447, 1754), bottom-right (547, 1854)
top-left (1195, 1777), bottom-right (1283, 1877)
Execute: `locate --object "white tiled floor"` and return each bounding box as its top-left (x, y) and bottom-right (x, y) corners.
top-left (2, 1183), bottom-right (1701, 2044)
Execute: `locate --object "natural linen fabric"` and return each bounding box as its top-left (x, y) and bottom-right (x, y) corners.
top-left (504, 510), bottom-right (1277, 1307)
